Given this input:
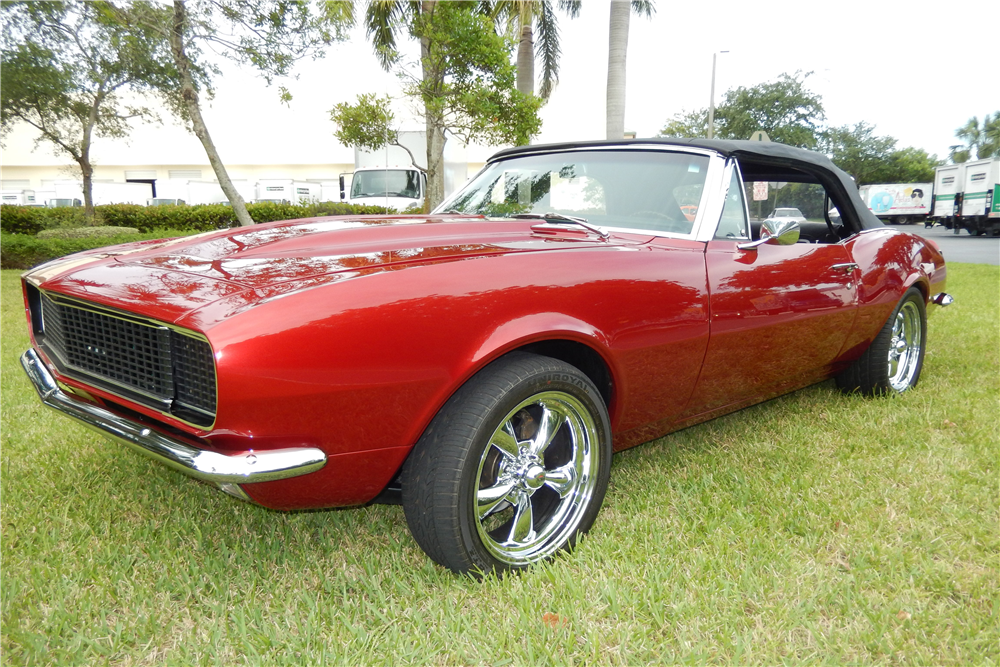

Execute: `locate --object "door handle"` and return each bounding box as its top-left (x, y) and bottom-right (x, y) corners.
top-left (831, 263), bottom-right (859, 274)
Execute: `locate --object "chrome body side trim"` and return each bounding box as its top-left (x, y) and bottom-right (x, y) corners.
top-left (694, 157), bottom-right (747, 243)
top-left (20, 349), bottom-right (327, 484)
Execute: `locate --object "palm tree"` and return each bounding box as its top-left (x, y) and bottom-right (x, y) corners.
top-left (952, 112), bottom-right (1000, 162)
top-left (363, 1), bottom-right (450, 207)
top-left (487, 1), bottom-right (580, 100)
top-left (605, 0), bottom-right (653, 140)
top-left (953, 116), bottom-right (983, 163)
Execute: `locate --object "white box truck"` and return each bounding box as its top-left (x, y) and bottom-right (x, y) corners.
top-left (309, 180), bottom-right (344, 203)
top-left (52, 180), bottom-right (85, 205)
top-left (932, 159), bottom-right (1000, 236)
top-left (955, 157), bottom-right (1000, 236)
top-left (147, 179), bottom-right (190, 206)
top-left (47, 180), bottom-right (150, 206)
top-left (930, 165), bottom-right (963, 229)
top-left (1, 189), bottom-right (38, 206)
top-left (92, 182), bottom-right (152, 206)
top-left (148, 179), bottom-right (255, 206)
top-left (857, 183), bottom-right (932, 224)
top-left (188, 180), bottom-right (229, 205)
top-left (256, 180), bottom-right (320, 205)
top-left (345, 130), bottom-right (467, 211)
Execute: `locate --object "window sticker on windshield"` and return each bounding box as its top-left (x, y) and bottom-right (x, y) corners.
top-left (688, 163), bottom-right (701, 173)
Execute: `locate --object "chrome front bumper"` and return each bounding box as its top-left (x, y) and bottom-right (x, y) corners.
top-left (20, 349), bottom-right (327, 486)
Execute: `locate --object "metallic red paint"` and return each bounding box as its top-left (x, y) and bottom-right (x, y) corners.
top-left (22, 195), bottom-right (948, 512)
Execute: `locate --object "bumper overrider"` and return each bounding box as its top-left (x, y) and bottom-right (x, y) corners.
top-left (20, 349), bottom-right (327, 496)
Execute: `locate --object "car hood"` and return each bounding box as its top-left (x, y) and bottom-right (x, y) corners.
top-left (31, 215), bottom-right (641, 327)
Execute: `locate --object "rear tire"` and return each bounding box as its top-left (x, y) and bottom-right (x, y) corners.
top-left (401, 353), bottom-right (611, 575)
top-left (836, 287), bottom-right (926, 395)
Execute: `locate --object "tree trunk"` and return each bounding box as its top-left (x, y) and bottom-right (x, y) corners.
top-left (78, 133), bottom-right (95, 218)
top-left (425, 113), bottom-right (446, 211)
top-left (516, 20), bottom-right (534, 96)
top-left (169, 0), bottom-right (253, 227)
top-left (606, 0), bottom-right (630, 141)
top-left (79, 92), bottom-right (101, 218)
top-left (420, 0), bottom-right (446, 212)
top-left (78, 156), bottom-right (95, 219)
top-left (516, 13), bottom-right (535, 146)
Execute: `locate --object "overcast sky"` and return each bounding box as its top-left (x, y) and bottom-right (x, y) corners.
top-left (5, 0), bottom-right (998, 168)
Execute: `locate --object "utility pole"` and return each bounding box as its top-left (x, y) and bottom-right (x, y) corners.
top-left (707, 50), bottom-right (728, 139)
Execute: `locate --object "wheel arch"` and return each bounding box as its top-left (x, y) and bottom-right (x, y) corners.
top-left (516, 339), bottom-right (614, 410)
top-left (371, 327), bottom-right (619, 505)
top-left (902, 272), bottom-right (930, 302)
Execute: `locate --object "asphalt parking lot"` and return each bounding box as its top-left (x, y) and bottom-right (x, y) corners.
top-left (906, 224), bottom-right (999, 265)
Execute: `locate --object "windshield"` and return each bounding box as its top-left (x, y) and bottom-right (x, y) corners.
top-left (437, 150), bottom-right (710, 235)
top-left (351, 169), bottom-right (421, 199)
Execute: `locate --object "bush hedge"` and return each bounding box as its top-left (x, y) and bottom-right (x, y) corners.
top-left (0, 230), bottom-right (202, 270)
top-left (0, 206), bottom-right (94, 234)
top-left (0, 201), bottom-right (401, 269)
top-left (1, 200), bottom-right (394, 235)
top-left (38, 226), bottom-right (139, 239)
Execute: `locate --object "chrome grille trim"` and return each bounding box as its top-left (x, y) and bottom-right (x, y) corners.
top-left (34, 290), bottom-right (217, 428)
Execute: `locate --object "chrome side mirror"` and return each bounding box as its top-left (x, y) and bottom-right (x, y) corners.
top-left (738, 219), bottom-right (800, 250)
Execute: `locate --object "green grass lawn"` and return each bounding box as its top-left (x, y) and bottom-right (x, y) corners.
top-left (2, 265), bottom-right (997, 665)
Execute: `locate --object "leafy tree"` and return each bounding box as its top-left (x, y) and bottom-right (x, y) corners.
top-left (485, 0), bottom-right (580, 101)
top-left (985, 113), bottom-right (1000, 158)
top-left (357, 1), bottom-right (542, 210)
top-left (119, 0), bottom-right (351, 227)
top-left (658, 108), bottom-right (706, 139)
top-left (950, 112), bottom-right (1000, 162)
top-left (883, 146), bottom-right (940, 183)
top-left (714, 71), bottom-right (823, 148)
top-left (330, 93), bottom-right (421, 168)
top-left (605, 0), bottom-right (653, 140)
top-left (822, 122), bottom-right (897, 184)
top-left (823, 123), bottom-right (940, 184)
top-left (659, 71), bottom-right (824, 148)
top-left (1, 1), bottom-right (176, 217)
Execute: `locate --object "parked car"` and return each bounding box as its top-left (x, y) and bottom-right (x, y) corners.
top-left (20, 138), bottom-right (952, 575)
top-left (767, 207), bottom-right (807, 223)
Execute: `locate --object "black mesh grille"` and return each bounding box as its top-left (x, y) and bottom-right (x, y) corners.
top-left (172, 334), bottom-right (217, 415)
top-left (38, 293), bottom-right (216, 426)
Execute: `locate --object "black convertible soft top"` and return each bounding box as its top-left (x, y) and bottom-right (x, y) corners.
top-left (490, 138), bottom-right (883, 231)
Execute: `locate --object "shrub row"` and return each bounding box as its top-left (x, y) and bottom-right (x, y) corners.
top-left (1, 230), bottom-right (197, 270)
top-left (0, 206), bottom-right (91, 235)
top-left (38, 226), bottom-right (140, 239)
top-left (1, 201), bottom-right (394, 235)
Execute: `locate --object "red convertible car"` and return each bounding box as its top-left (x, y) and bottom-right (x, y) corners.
top-left (20, 139), bottom-right (952, 574)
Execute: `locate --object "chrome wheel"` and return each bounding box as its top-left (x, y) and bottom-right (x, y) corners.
top-left (474, 391), bottom-right (601, 566)
top-left (888, 300), bottom-right (922, 392)
top-left (402, 353), bottom-right (610, 574)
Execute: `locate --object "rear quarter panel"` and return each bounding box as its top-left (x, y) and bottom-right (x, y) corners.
top-left (840, 228), bottom-right (946, 361)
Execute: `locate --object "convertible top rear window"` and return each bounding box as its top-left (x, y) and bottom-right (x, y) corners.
top-left (442, 150), bottom-right (710, 236)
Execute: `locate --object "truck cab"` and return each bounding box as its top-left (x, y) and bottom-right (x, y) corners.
top-left (345, 167), bottom-right (426, 211)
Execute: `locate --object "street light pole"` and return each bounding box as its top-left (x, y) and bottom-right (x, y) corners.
top-left (707, 50), bottom-right (728, 140)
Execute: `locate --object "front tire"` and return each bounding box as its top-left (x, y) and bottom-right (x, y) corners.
top-left (401, 353), bottom-right (612, 575)
top-left (836, 287), bottom-right (927, 395)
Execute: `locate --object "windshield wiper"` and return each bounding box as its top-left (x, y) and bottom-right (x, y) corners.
top-left (512, 212), bottom-right (609, 239)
